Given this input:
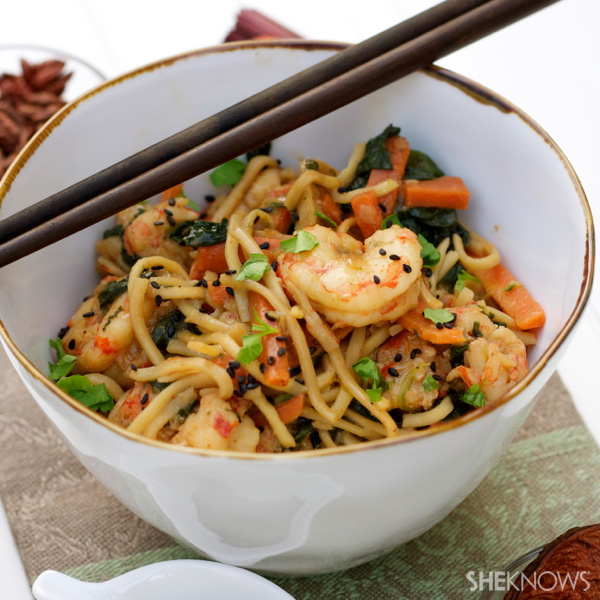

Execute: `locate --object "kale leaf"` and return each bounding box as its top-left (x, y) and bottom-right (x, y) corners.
top-left (98, 278), bottom-right (129, 311)
top-left (397, 207), bottom-right (470, 248)
top-left (404, 150), bottom-right (445, 181)
top-left (151, 310), bottom-right (201, 350)
top-left (169, 218), bottom-right (228, 247)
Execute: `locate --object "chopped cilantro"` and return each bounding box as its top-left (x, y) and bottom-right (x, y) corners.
top-left (236, 254), bottom-right (271, 282)
top-left (353, 357), bottom-right (389, 403)
top-left (423, 374), bottom-right (439, 392)
top-left (423, 307), bottom-right (454, 324)
top-left (455, 270), bottom-right (481, 294)
top-left (48, 338), bottom-right (77, 381)
top-left (209, 158), bottom-right (247, 187)
top-left (381, 213), bottom-right (402, 229)
top-left (102, 224), bottom-right (124, 239)
top-left (504, 281), bottom-right (522, 292)
top-left (418, 233), bottom-right (440, 267)
top-left (280, 230), bottom-right (319, 254)
top-left (314, 211), bottom-right (338, 228)
top-left (461, 384), bottom-right (486, 408)
top-left (57, 375), bottom-right (114, 412)
top-left (237, 315), bottom-right (279, 365)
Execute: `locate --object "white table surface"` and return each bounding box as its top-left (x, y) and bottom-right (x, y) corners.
top-left (2, 1), bottom-right (600, 597)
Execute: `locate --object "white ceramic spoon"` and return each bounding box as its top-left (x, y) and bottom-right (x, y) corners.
top-left (31, 559), bottom-right (296, 600)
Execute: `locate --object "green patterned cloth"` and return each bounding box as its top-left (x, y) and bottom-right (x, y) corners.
top-left (1, 340), bottom-right (598, 599)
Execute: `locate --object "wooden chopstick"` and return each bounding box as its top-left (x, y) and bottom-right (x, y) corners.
top-left (0, 0), bottom-right (559, 268)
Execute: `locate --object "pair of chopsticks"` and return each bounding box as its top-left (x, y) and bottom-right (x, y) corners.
top-left (0, 0), bottom-right (559, 268)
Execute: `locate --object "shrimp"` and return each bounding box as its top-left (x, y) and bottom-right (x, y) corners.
top-left (376, 330), bottom-right (452, 412)
top-left (62, 277), bottom-right (155, 373)
top-left (278, 224), bottom-right (422, 327)
top-left (171, 393), bottom-right (260, 451)
top-left (447, 304), bottom-right (528, 402)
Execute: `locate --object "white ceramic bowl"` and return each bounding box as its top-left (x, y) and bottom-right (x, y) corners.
top-left (0, 41), bottom-right (593, 575)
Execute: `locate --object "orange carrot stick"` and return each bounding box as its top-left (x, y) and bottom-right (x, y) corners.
top-left (249, 292), bottom-right (290, 387)
top-left (475, 263), bottom-right (545, 330)
top-left (317, 192), bottom-right (343, 225)
top-left (398, 301), bottom-right (466, 345)
top-left (403, 176), bottom-right (470, 210)
top-left (351, 189), bottom-right (381, 239)
top-left (275, 393), bottom-right (305, 424)
top-left (189, 242), bottom-right (229, 279)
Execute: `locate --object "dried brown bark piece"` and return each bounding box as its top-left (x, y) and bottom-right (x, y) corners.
top-left (504, 524), bottom-right (600, 599)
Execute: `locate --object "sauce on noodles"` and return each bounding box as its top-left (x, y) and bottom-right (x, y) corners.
top-left (50, 126), bottom-right (545, 452)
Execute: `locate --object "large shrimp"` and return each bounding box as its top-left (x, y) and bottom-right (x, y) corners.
top-left (447, 304), bottom-right (528, 402)
top-left (62, 277), bottom-right (155, 374)
top-left (278, 224), bottom-right (422, 327)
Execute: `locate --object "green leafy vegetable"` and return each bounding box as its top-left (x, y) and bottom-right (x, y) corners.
top-left (209, 159), bottom-right (247, 187)
top-left (304, 159), bottom-right (320, 171)
top-left (418, 233), bottom-right (441, 268)
top-left (151, 310), bottom-right (200, 350)
top-left (450, 344), bottom-right (469, 367)
top-left (347, 124), bottom-right (400, 191)
top-left (381, 213), bottom-right (402, 229)
top-left (423, 374), bottom-right (439, 392)
top-left (237, 316), bottom-right (279, 365)
top-left (169, 218), bottom-right (228, 247)
top-left (423, 307), bottom-right (454, 324)
top-left (48, 338), bottom-right (77, 381)
top-left (121, 247), bottom-right (139, 268)
top-left (98, 278), bottom-right (129, 311)
top-left (280, 230), bottom-right (319, 253)
top-left (102, 224), bottom-right (124, 239)
top-left (455, 270), bottom-right (481, 294)
top-left (397, 207), bottom-right (469, 248)
top-left (404, 150), bottom-right (445, 181)
top-left (236, 254), bottom-right (271, 281)
top-left (461, 384), bottom-right (486, 408)
top-left (314, 211), bottom-right (338, 228)
top-left (48, 339), bottom-right (114, 413)
top-left (56, 375), bottom-right (114, 412)
top-left (246, 142), bottom-right (271, 161)
top-left (353, 357), bottom-right (390, 403)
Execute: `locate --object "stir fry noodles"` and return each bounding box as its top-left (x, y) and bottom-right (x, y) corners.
top-left (49, 125), bottom-right (545, 452)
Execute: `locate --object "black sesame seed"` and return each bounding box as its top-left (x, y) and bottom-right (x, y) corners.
top-left (226, 287), bottom-right (234, 297)
top-left (389, 254), bottom-right (400, 261)
top-left (153, 221), bottom-right (164, 226)
top-left (259, 363), bottom-right (266, 373)
top-left (166, 325), bottom-right (176, 338)
top-left (168, 197), bottom-right (176, 206)
top-left (425, 268), bottom-right (433, 277)
top-left (151, 265), bottom-right (164, 271)
top-left (205, 194), bottom-right (216, 203)
top-left (155, 295), bottom-right (163, 307)
top-left (237, 375), bottom-right (246, 385)
top-left (259, 242), bottom-right (270, 250)
top-left (58, 326), bottom-right (69, 339)
top-left (295, 378), bottom-right (305, 385)
top-left (172, 312), bottom-right (182, 324)
top-left (309, 346), bottom-right (317, 355)
top-left (265, 312), bottom-right (277, 322)
top-left (239, 383), bottom-right (248, 394)
top-left (246, 382), bottom-right (260, 390)
top-left (247, 374), bottom-right (256, 384)
top-left (164, 208), bottom-right (173, 217)
top-left (200, 279), bottom-right (208, 288)
top-left (271, 260), bottom-right (278, 271)
top-left (289, 365), bottom-right (302, 377)
top-left (226, 366), bottom-right (236, 378)
top-left (432, 374), bottom-right (443, 381)
top-left (277, 347), bottom-right (286, 357)
top-left (167, 216), bottom-right (177, 227)
top-left (212, 279), bottom-right (221, 287)
top-left (229, 360), bottom-right (240, 370)
top-left (410, 348), bottom-right (422, 359)
top-left (150, 281), bottom-right (160, 289)
top-left (435, 322), bottom-right (444, 330)
top-left (394, 353), bottom-right (403, 362)
top-left (224, 269), bottom-right (237, 275)
top-left (82, 311), bottom-right (95, 318)
top-left (443, 322), bottom-right (454, 329)
top-left (378, 203), bottom-right (386, 212)
top-left (68, 339), bottom-right (76, 350)
top-left (275, 335), bottom-right (288, 342)
top-left (373, 275), bottom-right (381, 284)
top-left (267, 356), bottom-right (276, 365)
top-left (403, 264), bottom-right (412, 273)
top-left (130, 363), bottom-right (138, 371)
top-left (385, 219), bottom-right (394, 229)
top-left (388, 367), bottom-right (399, 377)
top-left (430, 362), bottom-right (437, 372)
top-left (337, 186), bottom-right (348, 193)
top-left (379, 248), bottom-right (387, 256)
top-left (141, 393), bottom-right (149, 405)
